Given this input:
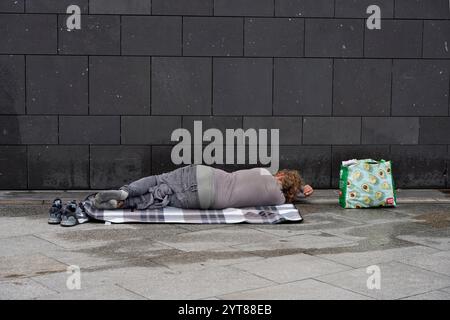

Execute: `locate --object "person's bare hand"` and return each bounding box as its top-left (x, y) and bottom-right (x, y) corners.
top-left (303, 185), bottom-right (314, 197)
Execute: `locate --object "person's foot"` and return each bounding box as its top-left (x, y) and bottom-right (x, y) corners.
top-left (93, 199), bottom-right (118, 210)
top-left (48, 198), bottom-right (63, 224)
top-left (94, 190), bottom-right (128, 203)
top-left (60, 200), bottom-right (90, 227)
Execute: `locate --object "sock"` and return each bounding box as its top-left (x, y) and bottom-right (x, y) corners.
top-left (94, 199), bottom-right (118, 210)
top-left (95, 190), bottom-right (128, 203)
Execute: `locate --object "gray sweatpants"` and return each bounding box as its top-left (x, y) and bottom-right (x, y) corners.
top-left (120, 165), bottom-right (201, 209)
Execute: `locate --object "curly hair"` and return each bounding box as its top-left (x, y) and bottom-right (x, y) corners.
top-left (276, 169), bottom-right (303, 203)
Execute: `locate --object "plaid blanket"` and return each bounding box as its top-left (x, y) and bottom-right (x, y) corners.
top-left (82, 194), bottom-right (302, 224)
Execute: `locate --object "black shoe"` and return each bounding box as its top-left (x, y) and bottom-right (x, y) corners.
top-left (48, 198), bottom-right (63, 224)
top-left (60, 200), bottom-right (90, 227)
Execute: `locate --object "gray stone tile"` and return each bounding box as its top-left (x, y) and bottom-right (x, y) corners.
top-left (26, 0), bottom-right (89, 13)
top-left (305, 19), bottom-right (363, 57)
top-left (90, 56), bottom-right (151, 115)
top-left (28, 146), bottom-right (89, 189)
top-left (274, 58), bottom-right (332, 116)
top-left (153, 0), bottom-right (212, 15)
top-left (244, 18), bottom-right (304, 57)
top-left (27, 56), bottom-right (88, 114)
top-left (0, 14), bottom-right (56, 54)
top-left (0, 254), bottom-right (67, 281)
top-left (213, 58), bottom-right (272, 116)
top-left (303, 117), bottom-right (361, 145)
top-left (318, 245), bottom-right (438, 268)
top-left (183, 17), bottom-right (243, 56)
top-left (364, 20), bottom-right (422, 58)
top-left (335, 0), bottom-right (394, 18)
top-left (317, 261), bottom-right (450, 300)
top-left (395, 0), bottom-right (450, 19)
top-left (233, 253), bottom-right (351, 283)
top-left (402, 290), bottom-right (450, 300)
top-left (90, 146), bottom-right (152, 189)
top-left (152, 57), bottom-right (211, 115)
top-left (220, 279), bottom-right (371, 300)
top-left (392, 60), bottom-right (449, 116)
top-left (0, 54), bottom-right (25, 114)
top-left (362, 117), bottom-right (420, 144)
top-left (0, 278), bottom-right (56, 300)
top-left (334, 59), bottom-right (391, 116)
top-left (116, 266), bottom-right (274, 299)
top-left (155, 227), bottom-right (280, 252)
top-left (90, 0), bottom-right (151, 14)
top-left (391, 146), bottom-right (448, 188)
top-left (279, 146), bottom-right (332, 188)
top-left (276, 0), bottom-right (334, 17)
top-left (122, 16), bottom-right (181, 55)
top-left (58, 15), bottom-right (120, 55)
top-left (216, 0), bottom-right (274, 16)
top-left (0, 147), bottom-right (27, 189)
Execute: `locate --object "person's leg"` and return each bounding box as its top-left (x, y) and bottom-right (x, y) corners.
top-left (95, 175), bottom-right (159, 204)
top-left (120, 175), bottom-right (159, 197)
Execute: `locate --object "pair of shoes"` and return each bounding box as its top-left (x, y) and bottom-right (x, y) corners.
top-left (48, 199), bottom-right (90, 227)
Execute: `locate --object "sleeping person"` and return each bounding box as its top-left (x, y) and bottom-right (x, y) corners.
top-left (93, 164), bottom-right (314, 210)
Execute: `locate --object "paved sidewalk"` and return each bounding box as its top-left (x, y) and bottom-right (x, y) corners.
top-left (0, 190), bottom-right (449, 300)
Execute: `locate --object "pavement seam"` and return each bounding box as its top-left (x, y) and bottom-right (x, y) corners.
top-left (114, 283), bottom-right (150, 300)
top-left (401, 288), bottom-right (450, 300)
top-left (28, 277), bottom-right (60, 296)
top-left (310, 277), bottom-right (376, 300)
top-left (391, 260), bottom-right (450, 281)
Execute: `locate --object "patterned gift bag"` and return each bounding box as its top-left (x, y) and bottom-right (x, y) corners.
top-left (339, 159), bottom-right (397, 209)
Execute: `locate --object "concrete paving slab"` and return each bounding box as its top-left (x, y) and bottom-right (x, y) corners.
top-left (232, 253), bottom-right (351, 283)
top-left (318, 245), bottom-right (438, 268)
top-left (219, 279), bottom-right (372, 300)
top-left (317, 261), bottom-right (450, 300)
top-left (114, 266), bottom-right (275, 300)
top-left (0, 278), bottom-right (57, 300)
top-left (0, 254), bottom-right (67, 281)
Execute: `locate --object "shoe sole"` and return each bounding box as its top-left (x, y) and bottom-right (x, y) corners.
top-left (48, 219), bottom-right (61, 224)
top-left (60, 221), bottom-right (78, 227)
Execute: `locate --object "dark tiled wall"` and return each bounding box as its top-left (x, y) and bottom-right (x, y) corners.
top-left (0, 0), bottom-right (449, 189)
